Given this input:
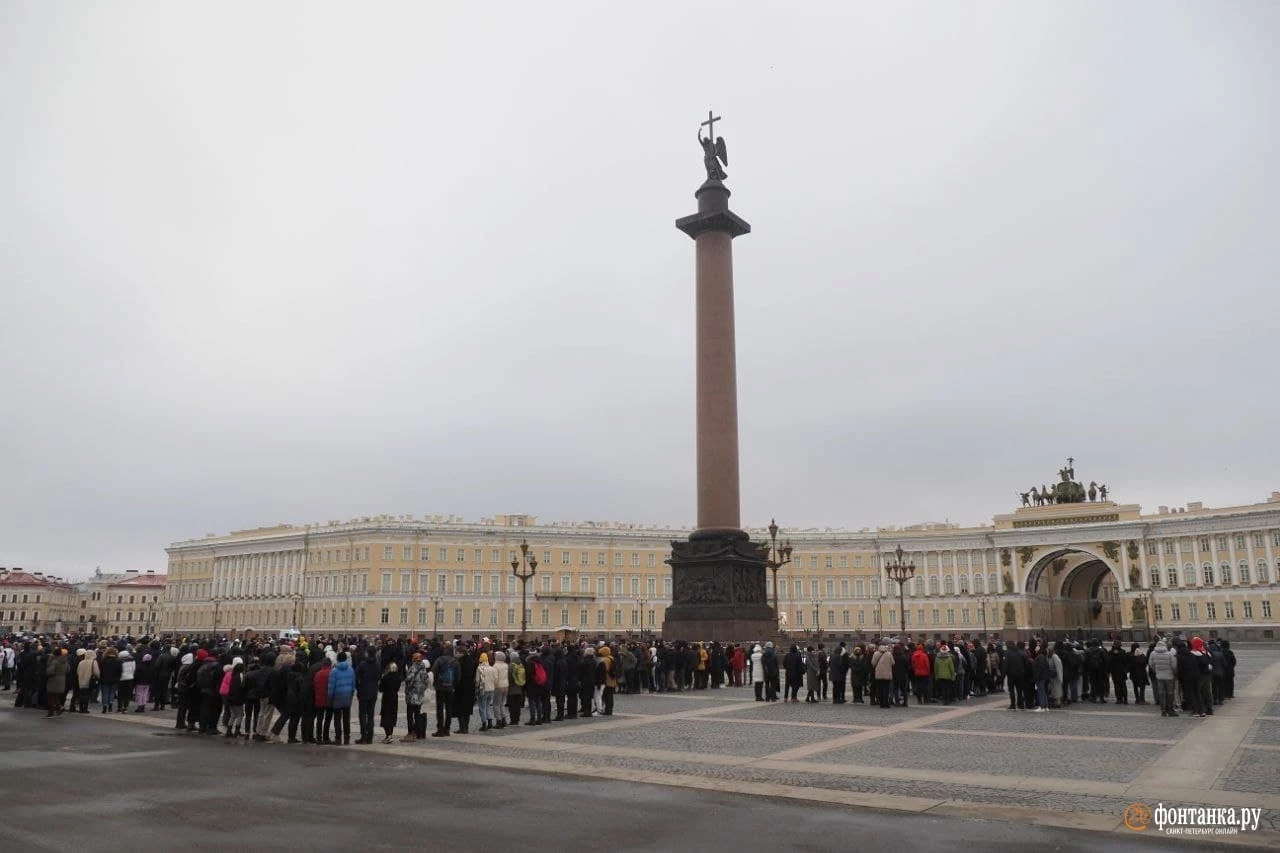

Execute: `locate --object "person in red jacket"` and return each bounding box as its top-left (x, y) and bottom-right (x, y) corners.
top-left (313, 658), bottom-right (333, 744)
top-left (910, 644), bottom-right (933, 705)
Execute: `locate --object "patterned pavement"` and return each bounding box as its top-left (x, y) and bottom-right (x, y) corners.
top-left (20, 644), bottom-right (1280, 847)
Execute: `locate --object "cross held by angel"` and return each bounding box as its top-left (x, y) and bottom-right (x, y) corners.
top-left (699, 110), bottom-right (728, 182)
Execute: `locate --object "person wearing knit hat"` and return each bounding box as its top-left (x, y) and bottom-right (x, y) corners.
top-left (378, 659), bottom-right (403, 743)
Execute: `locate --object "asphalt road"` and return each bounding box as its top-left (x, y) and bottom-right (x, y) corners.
top-left (0, 706), bottom-right (1262, 853)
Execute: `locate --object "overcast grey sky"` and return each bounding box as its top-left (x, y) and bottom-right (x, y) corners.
top-left (2, 3), bottom-right (1277, 578)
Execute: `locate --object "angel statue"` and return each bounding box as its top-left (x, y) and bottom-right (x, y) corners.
top-left (699, 111), bottom-right (729, 182)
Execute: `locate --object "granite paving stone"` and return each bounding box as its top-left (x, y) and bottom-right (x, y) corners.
top-left (1218, 748), bottom-right (1280, 795)
top-left (715, 698), bottom-right (955, 723)
top-left (807, 731), bottom-right (1167, 782)
top-left (544, 718), bottom-right (845, 756)
top-left (1244, 719), bottom-right (1280, 746)
top-left (927, 708), bottom-right (1189, 740)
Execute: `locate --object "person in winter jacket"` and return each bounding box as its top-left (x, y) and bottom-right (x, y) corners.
top-left (313, 658), bottom-right (334, 742)
top-left (1189, 637), bottom-right (1215, 717)
top-left (783, 645), bottom-right (805, 703)
top-left (402, 653), bottom-right (433, 740)
top-left (871, 644), bottom-right (894, 708)
top-left (430, 645), bottom-right (458, 737)
top-left (354, 652), bottom-right (381, 744)
top-left (1031, 646), bottom-right (1052, 711)
top-left (750, 645), bottom-right (765, 701)
top-left (379, 661), bottom-right (402, 743)
top-left (910, 645), bottom-right (932, 705)
top-left (505, 648), bottom-right (525, 727)
top-left (599, 645), bottom-right (620, 715)
top-left (1149, 639), bottom-right (1177, 716)
top-left (133, 653), bottom-right (156, 712)
top-left (326, 652), bottom-right (356, 745)
top-left (804, 647), bottom-right (820, 703)
top-left (934, 644), bottom-right (957, 705)
top-left (44, 649), bottom-right (70, 716)
top-left (223, 659), bottom-right (247, 738)
top-left (474, 652), bottom-right (498, 731)
top-left (1128, 645), bottom-right (1150, 705)
top-left (1208, 640), bottom-right (1228, 706)
top-left (491, 651), bottom-right (509, 728)
top-left (453, 647), bottom-right (479, 733)
top-left (75, 650), bottom-right (100, 714)
top-left (117, 650), bottom-right (136, 713)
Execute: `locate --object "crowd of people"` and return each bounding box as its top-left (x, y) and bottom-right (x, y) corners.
top-left (0, 630), bottom-right (1238, 746)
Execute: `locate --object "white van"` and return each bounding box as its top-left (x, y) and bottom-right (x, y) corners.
top-left (278, 628), bottom-right (301, 642)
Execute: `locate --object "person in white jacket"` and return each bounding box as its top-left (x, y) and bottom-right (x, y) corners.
top-left (751, 645), bottom-right (765, 701)
top-left (492, 651), bottom-right (510, 729)
top-left (118, 650), bottom-right (136, 713)
top-left (474, 653), bottom-right (499, 732)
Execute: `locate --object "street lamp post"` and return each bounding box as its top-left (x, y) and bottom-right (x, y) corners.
top-left (977, 596), bottom-right (989, 639)
top-left (148, 602), bottom-right (156, 636)
top-left (636, 597), bottom-right (649, 638)
top-left (289, 593), bottom-right (304, 633)
top-left (211, 596), bottom-right (224, 637)
top-left (884, 546), bottom-right (916, 641)
top-left (764, 518), bottom-right (793, 622)
top-left (429, 595), bottom-right (442, 640)
top-left (810, 598), bottom-right (823, 640)
top-left (511, 540), bottom-right (538, 639)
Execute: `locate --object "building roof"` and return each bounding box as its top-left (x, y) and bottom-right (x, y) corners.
top-left (108, 572), bottom-right (167, 588)
top-left (0, 569), bottom-right (75, 589)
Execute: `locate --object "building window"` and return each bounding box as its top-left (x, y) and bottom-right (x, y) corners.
top-left (1167, 567), bottom-right (1178, 588)
top-left (947, 609), bottom-right (955, 625)
top-left (932, 608), bottom-right (940, 624)
top-left (1183, 564), bottom-right (1196, 586)
top-left (561, 551), bottom-right (570, 565)
top-left (399, 608), bottom-right (408, 625)
top-left (454, 574), bottom-right (464, 593)
top-left (1154, 604), bottom-right (1164, 622)
top-left (1242, 563), bottom-right (1253, 584)
top-left (959, 575), bottom-right (969, 594)
top-left (384, 546), bottom-right (393, 561)
top-left (1150, 569), bottom-right (1161, 588)
top-left (597, 576), bottom-right (606, 595)
top-left (1217, 536), bottom-right (1228, 550)
top-left (841, 579), bottom-right (850, 597)
top-left (471, 609), bottom-right (481, 626)
top-left (422, 548), bottom-right (430, 561)
top-left (1187, 603), bottom-right (1198, 621)
top-left (1224, 602), bottom-right (1235, 620)
top-left (580, 552), bottom-right (590, 566)
top-left (473, 574), bottom-right (482, 594)
top-left (596, 609), bottom-right (605, 626)
top-left (1205, 602), bottom-right (1216, 620)
top-left (842, 610), bottom-right (850, 626)
top-left (1262, 562), bottom-right (1273, 584)
top-left (796, 610), bottom-right (804, 626)
top-left (491, 549), bottom-right (501, 564)
top-left (1170, 603), bottom-right (1181, 621)
top-left (631, 553), bottom-right (639, 567)
top-left (664, 577), bottom-right (672, 595)
top-left (1243, 601), bottom-right (1253, 619)
top-left (647, 553), bottom-right (656, 568)
top-left (1235, 534), bottom-right (1246, 549)
top-left (613, 610), bottom-right (622, 626)
top-left (381, 572), bottom-right (392, 592)
top-left (1263, 601), bottom-right (1273, 620)
top-left (825, 556), bottom-right (833, 569)
top-left (857, 610), bottom-right (865, 626)
top-left (1146, 542), bottom-right (1158, 556)
top-left (437, 574), bottom-right (446, 593)
top-left (809, 557), bottom-right (818, 569)
top-left (614, 553), bottom-right (623, 567)
top-left (1162, 540), bottom-right (1175, 555)
top-left (1203, 564), bottom-right (1215, 585)
top-left (1200, 538), bottom-right (1211, 552)
top-left (380, 608), bottom-right (389, 624)
top-left (871, 578), bottom-right (881, 597)
top-left (400, 546), bottom-right (409, 561)
top-left (418, 608), bottom-right (427, 625)
top-left (401, 572), bottom-right (411, 592)
top-left (1222, 563), bottom-right (1233, 585)
top-left (943, 577), bottom-right (954, 595)
top-left (839, 556), bottom-right (848, 569)
top-left (456, 549), bottom-right (466, 563)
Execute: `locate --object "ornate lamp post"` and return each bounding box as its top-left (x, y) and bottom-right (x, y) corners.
top-left (764, 518), bottom-right (793, 621)
top-left (977, 596), bottom-right (989, 639)
top-left (147, 602), bottom-right (156, 636)
top-left (429, 595), bottom-right (443, 640)
top-left (289, 592), bottom-right (304, 633)
top-left (636, 597), bottom-right (649, 638)
top-left (511, 540), bottom-right (538, 638)
top-left (810, 598), bottom-right (823, 639)
top-left (884, 546), bottom-right (916, 640)
top-left (211, 596), bottom-right (225, 637)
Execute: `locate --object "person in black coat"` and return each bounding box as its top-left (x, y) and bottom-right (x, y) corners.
top-left (830, 645), bottom-right (848, 704)
top-left (552, 646), bottom-right (568, 720)
top-left (378, 662), bottom-right (402, 743)
top-left (1003, 643), bottom-right (1029, 710)
top-left (355, 652), bottom-right (381, 744)
top-left (762, 643), bottom-right (780, 702)
top-left (783, 646), bottom-right (804, 702)
top-left (1107, 642), bottom-right (1131, 705)
top-left (564, 646), bottom-right (581, 718)
top-left (576, 648), bottom-right (597, 718)
top-left (1221, 640), bottom-right (1237, 699)
top-left (452, 647), bottom-right (478, 734)
top-left (153, 648), bottom-right (174, 711)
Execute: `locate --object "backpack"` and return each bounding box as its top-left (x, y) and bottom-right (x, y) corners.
top-left (532, 660), bottom-right (548, 687)
top-left (438, 658), bottom-right (457, 689)
top-left (219, 670), bottom-right (233, 697)
top-left (511, 661), bottom-right (526, 687)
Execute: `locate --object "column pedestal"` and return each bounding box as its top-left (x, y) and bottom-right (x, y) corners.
top-left (662, 529), bottom-right (775, 642)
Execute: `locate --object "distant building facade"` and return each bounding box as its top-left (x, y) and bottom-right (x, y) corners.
top-left (0, 568), bottom-right (77, 634)
top-left (163, 494), bottom-right (1280, 642)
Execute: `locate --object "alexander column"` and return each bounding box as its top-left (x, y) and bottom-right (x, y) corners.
top-left (663, 112), bottom-right (775, 642)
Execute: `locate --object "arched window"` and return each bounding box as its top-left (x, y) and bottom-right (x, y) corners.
top-left (1150, 569), bottom-right (1161, 588)
top-left (987, 572), bottom-right (998, 594)
top-left (1221, 562), bottom-right (1234, 585)
top-left (973, 574), bottom-right (984, 594)
top-left (1202, 563), bottom-right (1215, 585)
top-left (943, 576), bottom-right (954, 595)
top-left (1241, 562), bottom-right (1252, 584)
top-left (1167, 566), bottom-right (1178, 587)
top-left (914, 578), bottom-right (925, 596)
top-left (959, 574), bottom-right (969, 594)
top-left (1184, 563), bottom-right (1197, 585)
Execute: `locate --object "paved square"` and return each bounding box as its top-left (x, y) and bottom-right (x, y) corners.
top-left (806, 731), bottom-right (1168, 782)
top-left (1246, 719), bottom-right (1280, 746)
top-left (712, 699), bottom-right (945, 724)
top-left (927, 708), bottom-right (1189, 741)
top-left (545, 718), bottom-right (850, 756)
top-left (1219, 748), bottom-right (1280, 795)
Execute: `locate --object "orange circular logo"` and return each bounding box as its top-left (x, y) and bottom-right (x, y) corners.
top-left (1125, 803), bottom-right (1153, 831)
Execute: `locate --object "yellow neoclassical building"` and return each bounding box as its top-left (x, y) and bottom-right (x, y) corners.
top-left (163, 490), bottom-right (1280, 643)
